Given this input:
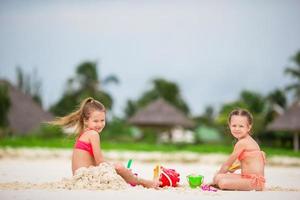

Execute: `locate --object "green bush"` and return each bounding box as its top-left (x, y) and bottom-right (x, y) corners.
top-left (101, 118), bottom-right (134, 142)
top-left (139, 128), bottom-right (158, 143)
top-left (32, 124), bottom-right (65, 138)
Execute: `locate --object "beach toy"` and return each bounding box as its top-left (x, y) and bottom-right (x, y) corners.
top-left (158, 166), bottom-right (180, 187)
top-left (228, 160), bottom-right (240, 172)
top-left (126, 159), bottom-right (138, 186)
top-left (201, 184), bottom-right (217, 192)
top-left (153, 165), bottom-right (160, 180)
top-left (186, 174), bottom-right (204, 188)
top-left (127, 159), bottom-right (133, 169)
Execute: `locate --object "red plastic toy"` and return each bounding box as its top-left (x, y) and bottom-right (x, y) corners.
top-left (159, 166), bottom-right (180, 187)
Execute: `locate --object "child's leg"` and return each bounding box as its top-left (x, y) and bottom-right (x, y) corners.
top-left (113, 162), bottom-right (160, 188)
top-left (216, 174), bottom-right (258, 191)
top-left (113, 163), bottom-right (138, 184)
top-left (137, 178), bottom-right (160, 189)
top-left (214, 173), bottom-right (240, 185)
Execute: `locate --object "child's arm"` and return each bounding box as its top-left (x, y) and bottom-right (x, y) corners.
top-left (89, 132), bottom-right (105, 165)
top-left (228, 160), bottom-right (241, 173)
top-left (217, 141), bottom-right (244, 174)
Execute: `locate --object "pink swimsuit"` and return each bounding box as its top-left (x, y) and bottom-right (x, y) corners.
top-left (74, 131), bottom-right (94, 157)
top-left (238, 149), bottom-right (266, 189)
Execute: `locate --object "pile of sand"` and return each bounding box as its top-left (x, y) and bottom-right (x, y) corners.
top-left (0, 162), bottom-right (129, 190)
top-left (61, 162), bottom-right (129, 190)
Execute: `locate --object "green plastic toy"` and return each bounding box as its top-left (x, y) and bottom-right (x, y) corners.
top-left (127, 159), bottom-right (133, 168)
top-left (187, 174), bottom-right (204, 188)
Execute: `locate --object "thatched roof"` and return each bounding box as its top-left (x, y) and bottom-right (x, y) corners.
top-left (0, 80), bottom-right (54, 134)
top-left (267, 101), bottom-right (300, 131)
top-left (128, 98), bottom-right (195, 128)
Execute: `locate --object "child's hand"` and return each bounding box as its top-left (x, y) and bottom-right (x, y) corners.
top-left (228, 161), bottom-right (241, 173)
top-left (228, 168), bottom-right (237, 173)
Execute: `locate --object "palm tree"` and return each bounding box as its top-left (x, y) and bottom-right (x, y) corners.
top-left (267, 89), bottom-right (287, 109)
top-left (0, 82), bottom-right (10, 128)
top-left (265, 88), bottom-right (287, 124)
top-left (16, 66), bottom-right (43, 106)
top-left (124, 100), bottom-right (137, 118)
top-left (50, 61), bottom-right (119, 116)
top-left (193, 105), bottom-right (215, 127)
top-left (285, 51), bottom-right (300, 101)
top-left (240, 90), bottom-right (265, 114)
top-left (124, 78), bottom-right (190, 117)
top-left (140, 78), bottom-right (189, 113)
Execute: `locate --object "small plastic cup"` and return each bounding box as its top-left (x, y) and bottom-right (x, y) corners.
top-left (187, 174), bottom-right (204, 188)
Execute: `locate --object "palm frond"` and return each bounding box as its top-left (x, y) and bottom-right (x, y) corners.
top-left (284, 67), bottom-right (300, 78)
top-left (103, 75), bottom-right (120, 85)
top-left (285, 83), bottom-right (300, 91)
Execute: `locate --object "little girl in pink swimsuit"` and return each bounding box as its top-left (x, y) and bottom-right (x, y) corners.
top-left (211, 108), bottom-right (266, 191)
top-left (49, 97), bottom-right (159, 188)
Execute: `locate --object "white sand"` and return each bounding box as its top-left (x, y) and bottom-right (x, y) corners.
top-left (0, 162), bottom-right (128, 190)
top-left (0, 148), bottom-right (300, 200)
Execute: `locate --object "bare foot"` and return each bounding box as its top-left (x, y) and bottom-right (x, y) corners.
top-left (138, 178), bottom-right (161, 189)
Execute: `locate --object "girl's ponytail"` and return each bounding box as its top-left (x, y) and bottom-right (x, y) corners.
top-left (49, 97), bottom-right (96, 134)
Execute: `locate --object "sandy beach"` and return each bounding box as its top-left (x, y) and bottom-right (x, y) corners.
top-left (0, 148), bottom-right (300, 200)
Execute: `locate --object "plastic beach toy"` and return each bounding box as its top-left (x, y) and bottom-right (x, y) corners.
top-left (126, 159), bottom-right (138, 186)
top-left (201, 184), bottom-right (217, 192)
top-left (127, 159), bottom-right (133, 169)
top-left (228, 160), bottom-right (241, 172)
top-left (154, 166), bottom-right (180, 187)
top-left (153, 165), bottom-right (160, 180)
top-left (186, 174), bottom-right (204, 188)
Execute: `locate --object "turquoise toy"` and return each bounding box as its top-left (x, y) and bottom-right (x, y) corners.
top-left (127, 159), bottom-right (133, 168)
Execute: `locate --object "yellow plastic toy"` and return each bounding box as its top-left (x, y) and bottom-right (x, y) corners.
top-left (228, 160), bottom-right (241, 172)
top-left (153, 165), bottom-right (160, 179)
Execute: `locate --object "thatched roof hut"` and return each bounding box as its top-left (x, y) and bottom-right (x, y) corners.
top-left (267, 101), bottom-right (300, 152)
top-left (0, 80), bottom-right (54, 135)
top-left (128, 98), bottom-right (195, 129)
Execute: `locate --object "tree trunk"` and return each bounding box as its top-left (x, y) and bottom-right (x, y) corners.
top-left (168, 130), bottom-right (173, 143)
top-left (293, 132), bottom-right (299, 152)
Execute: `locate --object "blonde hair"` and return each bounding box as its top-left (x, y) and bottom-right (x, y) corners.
top-left (49, 97), bottom-right (105, 134)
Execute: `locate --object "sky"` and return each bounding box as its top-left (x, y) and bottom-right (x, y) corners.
top-left (0, 0), bottom-right (300, 117)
